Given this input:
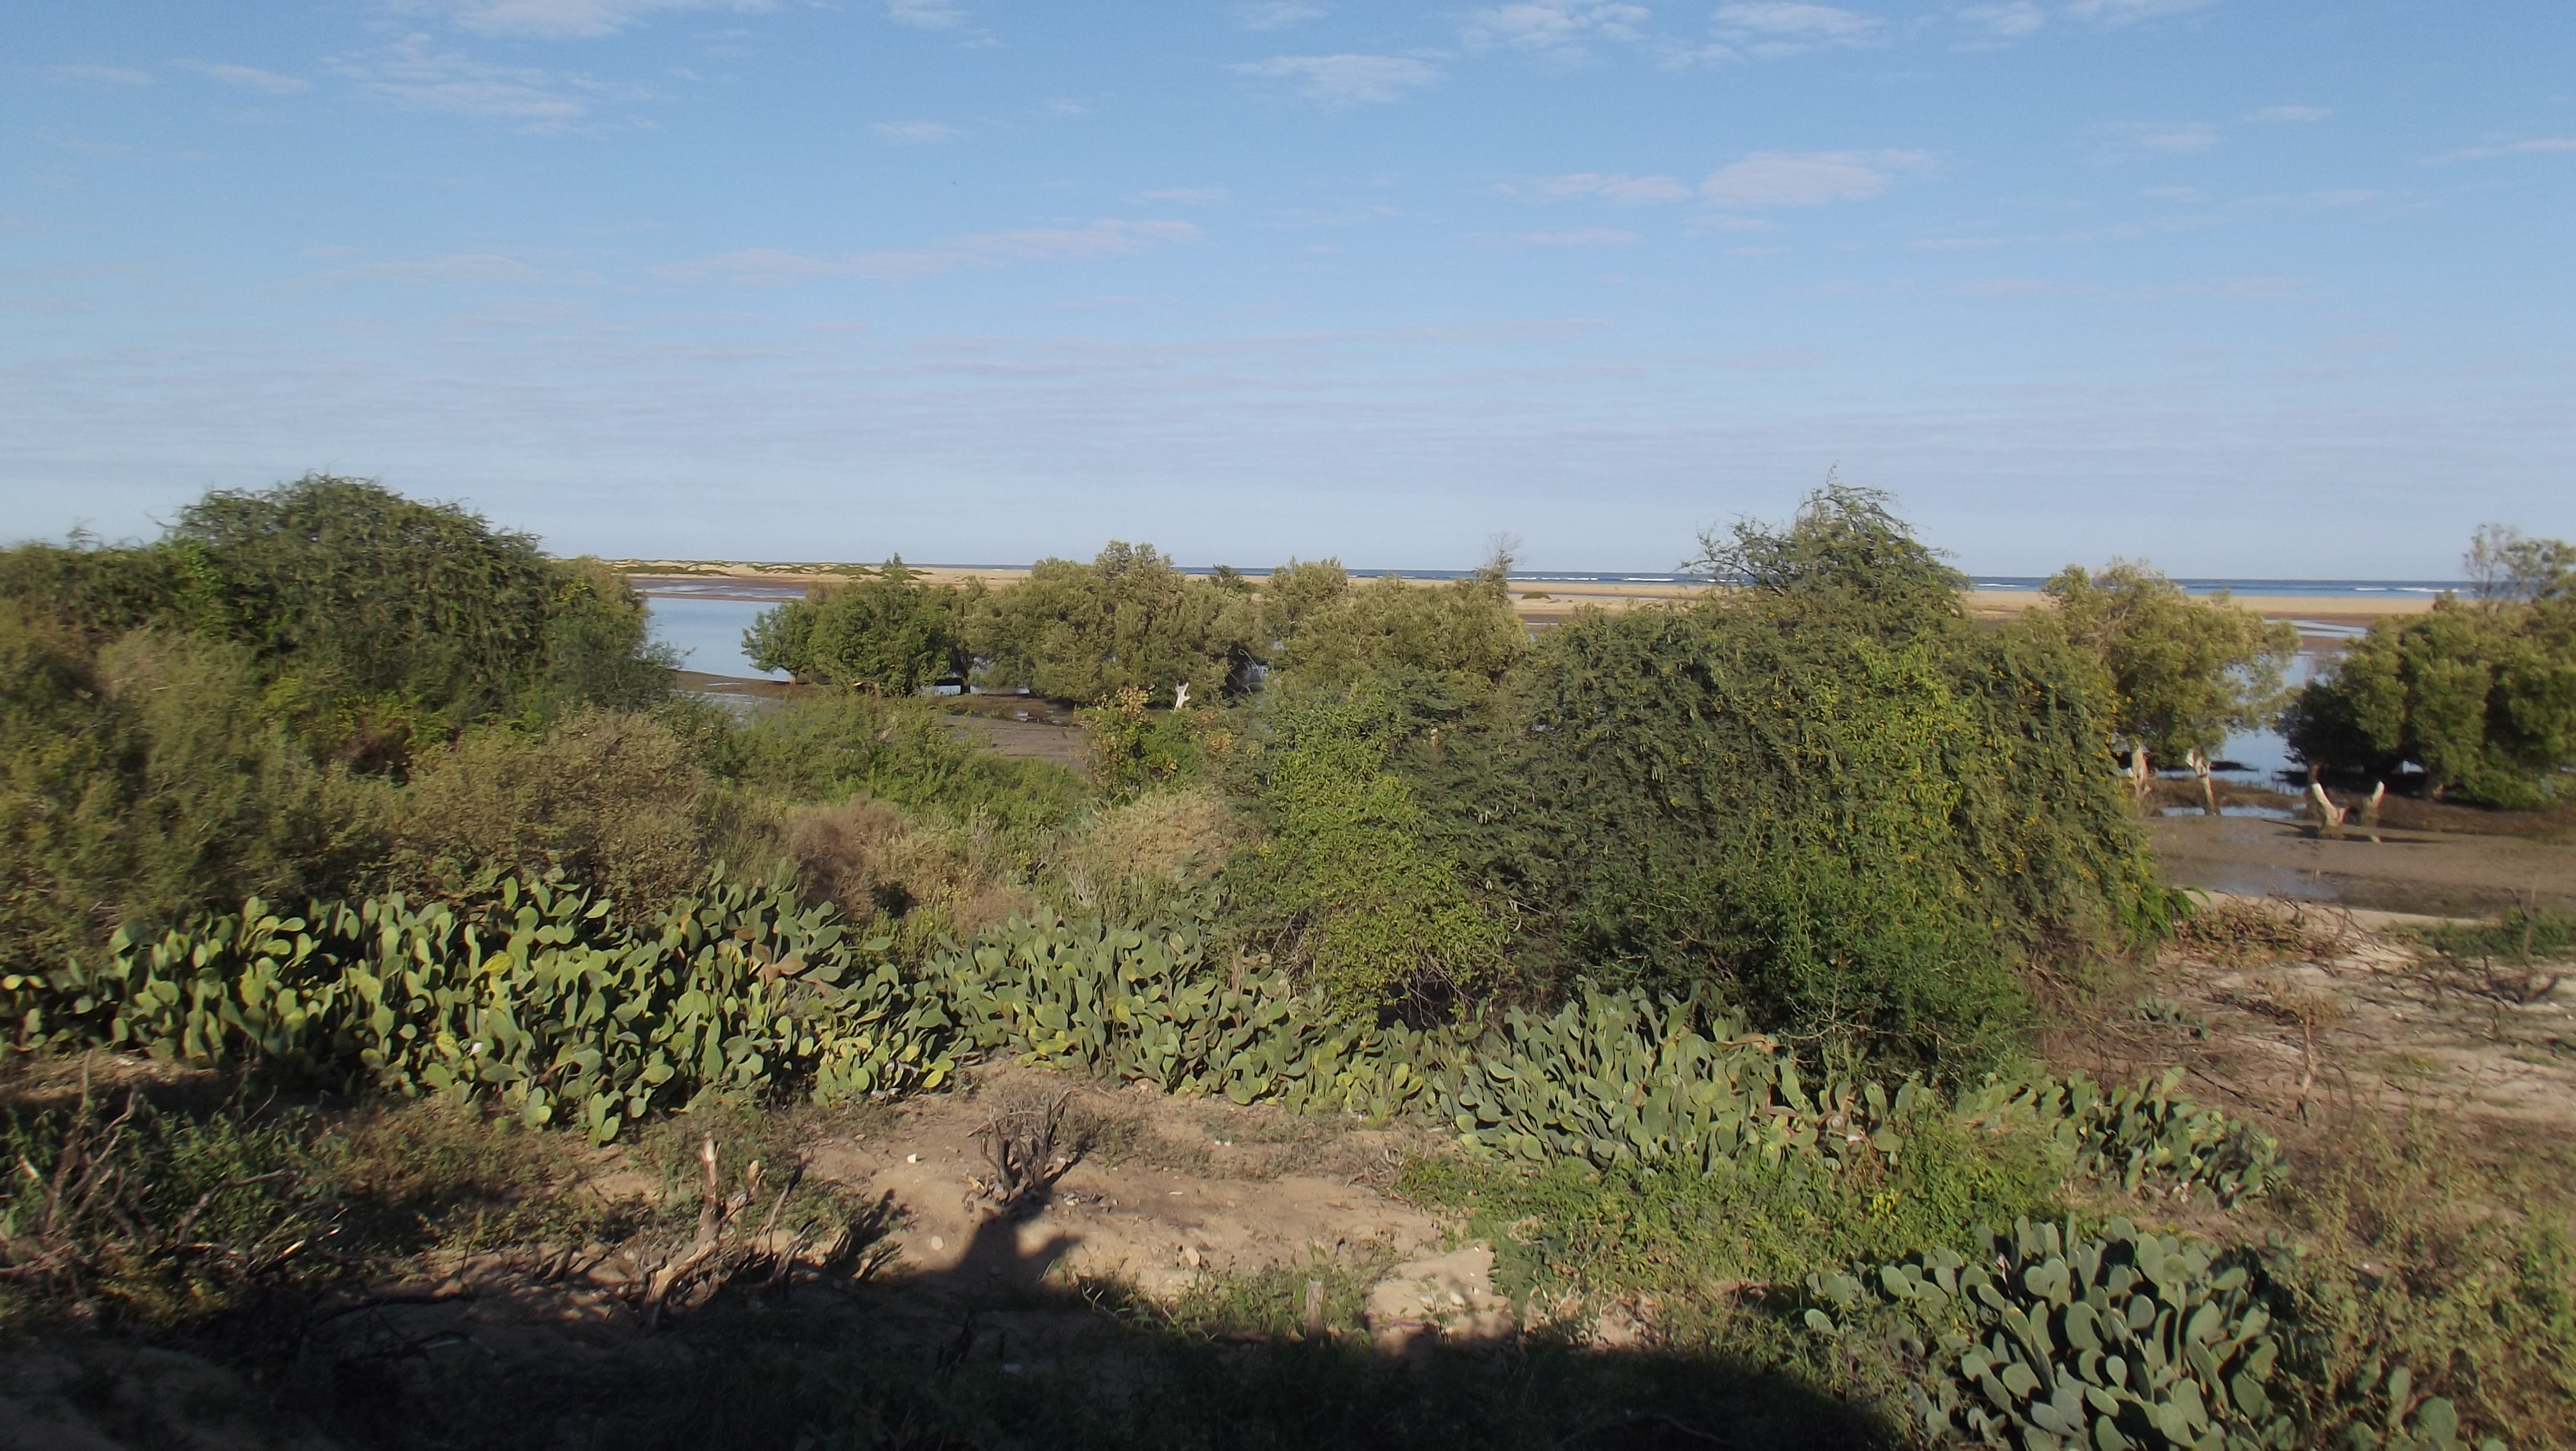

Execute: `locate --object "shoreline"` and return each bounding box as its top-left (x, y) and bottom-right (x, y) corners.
top-left (625, 566), bottom-right (2435, 631)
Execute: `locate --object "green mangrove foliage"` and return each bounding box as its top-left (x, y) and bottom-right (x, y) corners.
top-left (5, 874), bottom-right (2277, 1210)
top-left (2284, 587), bottom-right (2576, 806)
top-left (1412, 487), bottom-right (2166, 1074)
top-left (1257, 555), bottom-right (1528, 697)
top-left (742, 557), bottom-right (978, 692)
top-left (2037, 563), bottom-right (2297, 772)
top-left (968, 543), bottom-right (1262, 706)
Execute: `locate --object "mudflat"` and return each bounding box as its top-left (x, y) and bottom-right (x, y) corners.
top-left (2152, 813), bottom-right (2576, 916)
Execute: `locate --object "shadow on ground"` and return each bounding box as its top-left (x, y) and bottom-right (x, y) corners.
top-left (2, 1165), bottom-right (1892, 1450)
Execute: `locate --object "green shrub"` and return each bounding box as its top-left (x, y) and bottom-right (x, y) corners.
top-left (743, 557), bottom-right (974, 691)
top-left (1224, 688), bottom-right (1510, 1017)
top-left (0, 1086), bottom-right (339, 1325)
top-left (968, 542), bottom-right (1260, 705)
top-left (1262, 560), bottom-right (1526, 697)
top-left (0, 616), bottom-right (380, 968)
top-left (386, 706), bottom-right (712, 910)
top-left (1405, 488), bottom-right (2161, 1076)
top-left (728, 690), bottom-right (1089, 838)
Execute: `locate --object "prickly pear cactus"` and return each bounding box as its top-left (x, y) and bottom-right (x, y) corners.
top-left (1809, 1217), bottom-right (2297, 1450)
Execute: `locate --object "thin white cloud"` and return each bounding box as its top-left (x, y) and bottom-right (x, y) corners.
top-left (178, 62), bottom-right (312, 95)
top-left (887, 0), bottom-right (966, 29)
top-left (1499, 172), bottom-right (1694, 204)
top-left (1140, 187), bottom-right (1231, 205)
top-left (660, 219), bottom-right (1204, 285)
top-left (1498, 226), bottom-right (1638, 246)
top-left (1700, 150), bottom-right (1934, 207)
top-left (332, 35), bottom-right (622, 131)
top-left (2432, 137), bottom-right (2576, 163)
top-left (1463, 2), bottom-right (1651, 58)
top-left (1712, 3), bottom-right (1882, 56)
top-left (1232, 54), bottom-right (1441, 107)
top-left (326, 253), bottom-right (545, 283)
top-left (871, 120), bottom-right (965, 144)
top-left (1689, 213), bottom-right (1774, 232)
top-left (1956, 2), bottom-right (2045, 38)
top-left (2094, 120), bottom-right (2220, 157)
top-left (2063, 0), bottom-right (2216, 23)
top-left (1234, 1), bottom-right (1326, 28)
top-left (2247, 105), bottom-right (2328, 123)
top-left (49, 64), bottom-right (154, 87)
top-left (398, 0), bottom-right (771, 39)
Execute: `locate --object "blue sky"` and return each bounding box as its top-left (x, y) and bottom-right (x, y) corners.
top-left (4, 1), bottom-right (2571, 575)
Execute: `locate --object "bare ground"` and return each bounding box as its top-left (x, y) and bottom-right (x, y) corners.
top-left (2043, 893), bottom-right (2576, 1157)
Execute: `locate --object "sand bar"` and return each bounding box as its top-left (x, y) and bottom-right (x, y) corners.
top-left (616, 562), bottom-right (2437, 629)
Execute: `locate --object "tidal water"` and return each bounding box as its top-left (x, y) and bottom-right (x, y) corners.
top-left (637, 580), bottom-right (2353, 785)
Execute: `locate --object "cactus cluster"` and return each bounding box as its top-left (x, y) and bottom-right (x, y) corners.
top-left (1957, 1070), bottom-right (2285, 1208)
top-left (5, 874), bottom-right (2276, 1213)
top-left (1811, 1217), bottom-right (2295, 1450)
top-left (1808, 1219), bottom-right (2497, 1451)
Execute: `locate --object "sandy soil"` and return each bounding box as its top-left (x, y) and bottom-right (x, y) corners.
top-left (2044, 895), bottom-right (2576, 1161)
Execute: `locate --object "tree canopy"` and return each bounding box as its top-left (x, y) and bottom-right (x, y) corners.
top-left (2037, 563), bottom-right (2297, 768)
top-left (744, 558), bottom-right (976, 693)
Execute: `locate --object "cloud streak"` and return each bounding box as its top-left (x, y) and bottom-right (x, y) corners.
top-left (2433, 137), bottom-right (2576, 163)
top-left (1498, 172), bottom-right (1694, 204)
top-left (178, 62), bottom-right (312, 95)
top-left (1232, 53), bottom-right (1441, 107)
top-left (660, 219), bottom-right (1204, 285)
top-left (399, 0), bottom-right (772, 39)
top-left (1463, 2), bottom-right (1651, 58)
top-left (48, 64), bottom-right (154, 86)
top-left (871, 120), bottom-right (965, 144)
top-left (1700, 150), bottom-right (1934, 207)
top-left (330, 35), bottom-right (634, 130)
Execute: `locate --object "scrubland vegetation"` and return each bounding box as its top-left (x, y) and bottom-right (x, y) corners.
top-left (1, 476), bottom-right (2569, 1447)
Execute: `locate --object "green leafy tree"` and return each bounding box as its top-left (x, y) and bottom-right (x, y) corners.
top-left (744, 558), bottom-right (974, 692)
top-left (2283, 585), bottom-right (2576, 805)
top-left (969, 542), bottom-right (1259, 705)
top-left (2465, 523), bottom-right (2576, 605)
top-left (2036, 562), bottom-right (2297, 770)
top-left (1262, 550), bottom-right (1527, 697)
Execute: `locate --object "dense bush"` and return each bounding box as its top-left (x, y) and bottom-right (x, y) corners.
top-left (742, 558), bottom-right (976, 692)
top-left (970, 542), bottom-right (1261, 705)
top-left (1223, 687), bottom-right (1511, 1017)
top-left (386, 707), bottom-right (713, 911)
top-left (1404, 488), bottom-right (2163, 1075)
top-left (721, 689), bottom-right (1088, 839)
top-left (0, 477), bottom-right (683, 967)
top-left (2283, 592), bottom-right (2576, 805)
top-left (1260, 558), bottom-right (1526, 697)
top-left (0, 613), bottom-right (380, 968)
